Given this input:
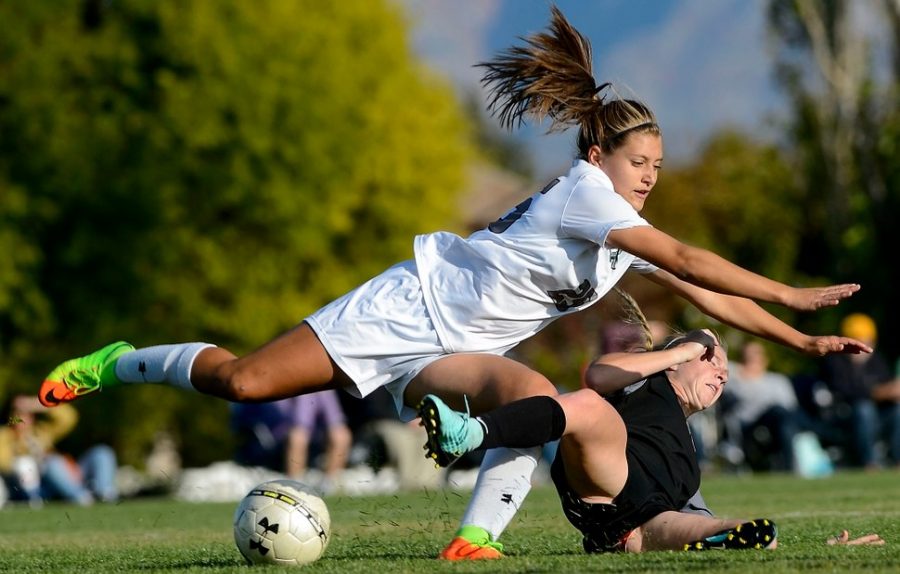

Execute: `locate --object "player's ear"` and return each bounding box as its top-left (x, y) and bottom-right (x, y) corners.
top-left (587, 145), bottom-right (604, 167)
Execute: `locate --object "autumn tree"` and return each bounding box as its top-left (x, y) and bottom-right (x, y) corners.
top-left (768, 0), bottom-right (900, 358)
top-left (0, 0), bottom-right (473, 464)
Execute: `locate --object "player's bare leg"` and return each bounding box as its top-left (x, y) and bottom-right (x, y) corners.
top-left (553, 389), bottom-right (629, 501)
top-left (405, 353), bottom-right (558, 413)
top-left (40, 322), bottom-right (351, 406)
top-left (406, 354), bottom-right (558, 560)
top-left (191, 323), bottom-right (351, 401)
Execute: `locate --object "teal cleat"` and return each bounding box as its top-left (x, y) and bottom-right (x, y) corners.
top-left (418, 394), bottom-right (484, 467)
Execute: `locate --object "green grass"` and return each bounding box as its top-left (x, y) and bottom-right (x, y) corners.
top-left (0, 470), bottom-right (897, 573)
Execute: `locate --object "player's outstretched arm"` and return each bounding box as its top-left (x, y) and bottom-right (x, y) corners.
top-left (585, 335), bottom-right (711, 396)
top-left (608, 226), bottom-right (859, 310)
top-left (645, 270), bottom-right (872, 356)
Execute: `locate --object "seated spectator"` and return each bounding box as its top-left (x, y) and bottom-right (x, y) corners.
top-left (341, 388), bottom-right (445, 491)
top-left (820, 314), bottom-right (900, 469)
top-left (0, 395), bottom-right (118, 506)
top-left (231, 390), bottom-right (352, 492)
top-left (724, 342), bottom-right (834, 474)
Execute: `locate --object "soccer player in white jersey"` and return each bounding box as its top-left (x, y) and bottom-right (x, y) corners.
top-left (41, 5), bottom-right (870, 559)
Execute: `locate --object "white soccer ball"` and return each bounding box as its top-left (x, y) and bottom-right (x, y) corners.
top-left (233, 479), bottom-right (331, 566)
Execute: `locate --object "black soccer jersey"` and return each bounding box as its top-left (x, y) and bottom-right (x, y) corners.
top-left (551, 372), bottom-right (701, 553)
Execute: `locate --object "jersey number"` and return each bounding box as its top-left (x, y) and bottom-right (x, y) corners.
top-left (488, 178), bottom-right (560, 234)
top-left (547, 279), bottom-right (596, 312)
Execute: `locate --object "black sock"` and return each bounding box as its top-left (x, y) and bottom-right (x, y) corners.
top-left (476, 396), bottom-right (567, 450)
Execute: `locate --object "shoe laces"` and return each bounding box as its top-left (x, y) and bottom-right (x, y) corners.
top-left (64, 367), bottom-right (102, 395)
top-left (436, 395), bottom-right (474, 469)
top-left (445, 395), bottom-right (474, 448)
top-left (478, 539), bottom-right (503, 552)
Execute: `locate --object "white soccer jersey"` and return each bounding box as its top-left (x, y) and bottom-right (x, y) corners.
top-left (415, 159), bottom-right (657, 353)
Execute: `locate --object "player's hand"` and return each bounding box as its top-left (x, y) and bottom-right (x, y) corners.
top-left (826, 529), bottom-right (885, 546)
top-left (675, 330), bottom-right (717, 362)
top-left (784, 284), bottom-right (860, 311)
top-left (802, 336), bottom-right (873, 356)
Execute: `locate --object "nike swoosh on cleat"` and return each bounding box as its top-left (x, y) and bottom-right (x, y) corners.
top-left (43, 388), bottom-right (61, 405)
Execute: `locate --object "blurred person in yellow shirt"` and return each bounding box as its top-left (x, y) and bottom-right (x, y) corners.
top-left (1, 395), bottom-right (117, 506)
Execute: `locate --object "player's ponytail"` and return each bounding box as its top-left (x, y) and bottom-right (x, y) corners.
top-left (613, 288), bottom-right (724, 355)
top-left (478, 5), bottom-right (601, 135)
top-left (478, 5), bottom-right (661, 159)
top-left (613, 287), bottom-right (654, 352)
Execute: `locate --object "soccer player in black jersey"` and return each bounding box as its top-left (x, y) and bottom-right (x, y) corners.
top-left (420, 326), bottom-right (883, 552)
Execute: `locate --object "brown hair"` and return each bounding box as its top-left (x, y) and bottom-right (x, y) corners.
top-left (478, 5), bottom-right (660, 158)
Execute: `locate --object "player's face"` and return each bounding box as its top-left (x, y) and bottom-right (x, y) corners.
top-left (594, 132), bottom-right (663, 212)
top-left (676, 345), bottom-right (729, 413)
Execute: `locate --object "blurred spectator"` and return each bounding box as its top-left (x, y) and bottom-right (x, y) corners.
top-left (820, 314), bottom-right (900, 469)
top-left (0, 395), bottom-right (118, 506)
top-left (341, 388), bottom-right (445, 491)
top-left (599, 320), bottom-right (646, 354)
top-left (723, 342), bottom-right (834, 475)
top-left (231, 391), bottom-right (352, 491)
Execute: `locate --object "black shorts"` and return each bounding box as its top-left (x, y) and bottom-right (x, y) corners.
top-left (551, 453), bottom-right (640, 553)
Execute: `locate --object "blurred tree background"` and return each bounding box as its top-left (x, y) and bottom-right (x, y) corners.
top-left (498, 0), bottom-right (900, 392)
top-left (0, 0), bottom-right (897, 467)
top-left (765, 0), bottom-right (900, 361)
top-left (0, 0), bottom-right (472, 465)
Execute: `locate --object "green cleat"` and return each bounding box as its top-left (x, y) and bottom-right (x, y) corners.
top-left (39, 341), bottom-right (135, 407)
top-left (417, 394), bottom-right (484, 467)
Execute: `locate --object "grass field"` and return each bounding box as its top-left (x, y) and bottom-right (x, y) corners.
top-left (0, 470), bottom-right (897, 573)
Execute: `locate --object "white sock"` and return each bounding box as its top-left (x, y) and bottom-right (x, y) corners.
top-left (114, 343), bottom-right (214, 391)
top-left (459, 446), bottom-right (540, 541)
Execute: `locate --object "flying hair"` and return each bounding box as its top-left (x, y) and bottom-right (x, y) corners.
top-left (613, 287), bottom-right (654, 352)
top-left (477, 5), bottom-right (660, 157)
top-left (613, 288), bottom-right (724, 354)
top-left (477, 5), bottom-right (605, 134)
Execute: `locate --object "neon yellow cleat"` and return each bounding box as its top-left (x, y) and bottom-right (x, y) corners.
top-left (39, 341), bottom-right (134, 407)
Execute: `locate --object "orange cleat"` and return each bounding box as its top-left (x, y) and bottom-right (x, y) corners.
top-left (439, 536), bottom-right (504, 561)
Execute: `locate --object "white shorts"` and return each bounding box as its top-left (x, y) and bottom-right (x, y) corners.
top-left (304, 259), bottom-right (515, 421)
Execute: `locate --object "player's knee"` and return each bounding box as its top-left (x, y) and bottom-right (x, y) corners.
top-left (560, 389), bottom-right (622, 437)
top-left (215, 361), bottom-right (267, 402)
top-left (564, 388), bottom-right (607, 416)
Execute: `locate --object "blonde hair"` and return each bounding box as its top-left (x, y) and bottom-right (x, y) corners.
top-left (478, 5), bottom-right (660, 157)
top-left (613, 287), bottom-right (654, 351)
top-left (614, 287), bottom-right (724, 353)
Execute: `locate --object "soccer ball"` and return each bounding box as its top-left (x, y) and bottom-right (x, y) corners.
top-left (233, 479), bottom-right (331, 566)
